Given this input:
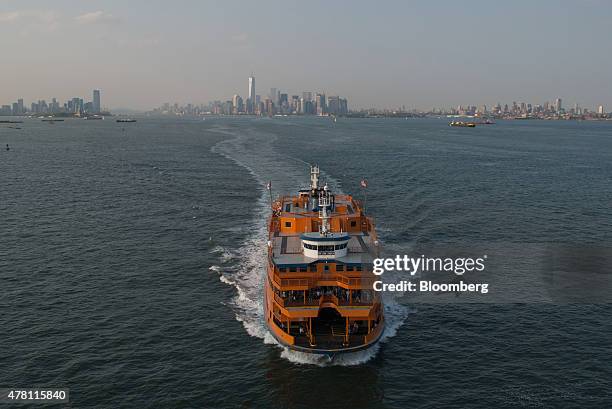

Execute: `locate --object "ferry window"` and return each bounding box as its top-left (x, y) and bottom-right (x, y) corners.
top-left (347, 266), bottom-right (354, 272)
top-left (298, 267), bottom-right (306, 272)
top-left (356, 266), bottom-right (362, 271)
top-left (324, 265), bottom-right (330, 272)
top-left (280, 268), bottom-right (287, 273)
top-left (309, 265), bottom-right (317, 272)
top-left (351, 221), bottom-right (357, 227)
top-left (336, 265), bottom-right (344, 272)
top-left (285, 221), bottom-right (292, 228)
top-left (289, 267), bottom-right (297, 272)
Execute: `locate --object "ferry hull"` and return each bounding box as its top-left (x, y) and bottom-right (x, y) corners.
top-left (264, 290), bottom-right (385, 357)
top-left (267, 320), bottom-right (385, 357)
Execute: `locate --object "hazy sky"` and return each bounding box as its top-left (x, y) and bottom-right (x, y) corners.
top-left (1, 0), bottom-right (612, 110)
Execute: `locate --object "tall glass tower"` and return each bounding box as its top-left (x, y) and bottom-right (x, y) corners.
top-left (248, 76), bottom-right (255, 113)
top-left (93, 90), bottom-right (101, 113)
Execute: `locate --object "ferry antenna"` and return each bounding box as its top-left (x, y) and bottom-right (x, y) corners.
top-left (318, 184), bottom-right (331, 236)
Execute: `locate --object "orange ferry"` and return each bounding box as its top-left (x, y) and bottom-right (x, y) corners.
top-left (265, 166), bottom-right (384, 357)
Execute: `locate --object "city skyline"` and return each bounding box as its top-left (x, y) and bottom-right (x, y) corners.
top-left (1, 1), bottom-right (612, 110)
top-left (0, 89), bottom-right (104, 116)
top-left (148, 75), bottom-right (607, 117)
top-left (2, 78), bottom-right (607, 118)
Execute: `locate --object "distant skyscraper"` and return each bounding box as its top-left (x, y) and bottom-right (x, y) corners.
top-left (270, 88), bottom-right (278, 106)
top-left (339, 98), bottom-right (348, 114)
top-left (598, 105), bottom-right (604, 115)
top-left (327, 96), bottom-right (340, 114)
top-left (69, 97), bottom-right (83, 114)
top-left (93, 90), bottom-right (101, 113)
top-left (232, 94), bottom-right (243, 114)
top-left (265, 98), bottom-right (275, 115)
top-left (248, 75), bottom-right (255, 114)
top-left (315, 93), bottom-right (326, 115)
top-left (555, 98), bottom-right (562, 112)
top-left (291, 95), bottom-right (299, 112)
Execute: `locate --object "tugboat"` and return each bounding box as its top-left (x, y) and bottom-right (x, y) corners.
top-left (264, 166), bottom-right (384, 358)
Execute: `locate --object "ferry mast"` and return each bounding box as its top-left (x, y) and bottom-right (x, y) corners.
top-left (319, 185), bottom-right (331, 236)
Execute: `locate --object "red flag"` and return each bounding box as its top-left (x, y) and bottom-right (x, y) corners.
top-left (360, 179), bottom-right (368, 188)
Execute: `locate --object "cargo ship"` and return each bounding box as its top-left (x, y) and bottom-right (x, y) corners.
top-left (264, 166), bottom-right (384, 357)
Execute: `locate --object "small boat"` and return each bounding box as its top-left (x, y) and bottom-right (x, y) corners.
top-left (116, 118), bottom-right (137, 123)
top-left (42, 118), bottom-right (65, 123)
top-left (449, 121), bottom-right (476, 127)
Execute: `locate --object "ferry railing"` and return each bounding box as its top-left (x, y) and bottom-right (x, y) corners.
top-left (272, 308), bottom-right (284, 323)
top-left (273, 292), bottom-right (286, 307)
top-left (273, 287), bottom-right (379, 309)
top-left (272, 274), bottom-right (309, 289)
top-left (274, 292), bottom-right (320, 308)
top-left (272, 272), bottom-right (374, 290)
top-left (336, 297), bottom-right (379, 307)
top-left (286, 298), bottom-right (319, 307)
top-left (332, 273), bottom-right (376, 288)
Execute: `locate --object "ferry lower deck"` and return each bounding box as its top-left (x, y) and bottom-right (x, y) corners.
top-left (266, 286), bottom-right (385, 355)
